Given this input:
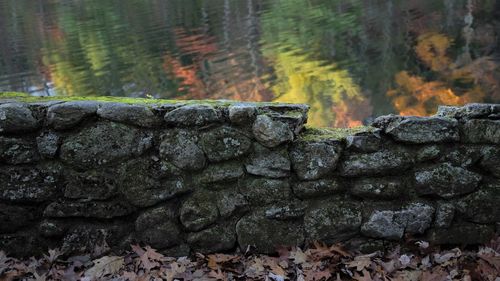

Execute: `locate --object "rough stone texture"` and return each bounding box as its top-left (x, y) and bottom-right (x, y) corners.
top-left (290, 140), bottom-right (342, 180)
top-left (200, 126), bottom-right (252, 162)
top-left (159, 130), bottom-right (206, 171)
top-left (245, 143), bottom-right (290, 178)
top-left (164, 104), bottom-right (220, 126)
top-left (252, 115), bottom-right (294, 148)
top-left (0, 103), bottom-right (39, 133)
top-left (97, 103), bottom-right (161, 127)
top-left (0, 99), bottom-right (499, 257)
top-left (379, 116), bottom-right (459, 143)
top-left (47, 101), bottom-right (98, 130)
top-left (415, 163), bottom-right (482, 198)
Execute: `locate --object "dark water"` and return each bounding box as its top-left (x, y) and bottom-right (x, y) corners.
top-left (0, 0), bottom-right (499, 127)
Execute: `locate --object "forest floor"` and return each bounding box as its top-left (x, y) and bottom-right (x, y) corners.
top-left (1, 237), bottom-right (499, 281)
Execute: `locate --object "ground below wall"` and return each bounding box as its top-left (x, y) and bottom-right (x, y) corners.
top-left (0, 95), bottom-right (499, 258)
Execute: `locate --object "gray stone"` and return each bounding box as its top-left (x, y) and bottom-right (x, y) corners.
top-left (426, 223), bottom-right (495, 245)
top-left (135, 205), bottom-right (182, 249)
top-left (290, 140), bottom-right (342, 180)
top-left (39, 220), bottom-right (67, 238)
top-left (479, 146), bottom-right (500, 177)
top-left (60, 121), bottom-right (152, 169)
top-left (415, 163), bottom-right (481, 198)
top-left (439, 145), bottom-right (483, 167)
top-left (97, 102), bottom-right (162, 127)
top-left (350, 177), bottom-right (404, 200)
top-left (401, 203), bottom-right (435, 234)
top-left (246, 143), bottom-right (290, 178)
top-left (199, 126), bottom-right (252, 162)
top-left (180, 191), bottom-right (219, 231)
top-left (159, 130), bottom-right (206, 171)
top-left (36, 132), bottom-right (60, 158)
top-left (0, 103), bottom-right (39, 133)
top-left (236, 213), bottom-right (304, 254)
top-left (238, 177), bottom-right (291, 205)
top-left (291, 179), bottom-right (343, 199)
top-left (61, 224), bottom-right (129, 256)
top-left (229, 104), bottom-right (256, 124)
top-left (264, 201), bottom-right (306, 220)
top-left (196, 161), bottom-right (245, 184)
top-left (434, 203), bottom-right (455, 228)
top-left (47, 101), bottom-right (98, 130)
top-left (0, 164), bottom-right (62, 202)
top-left (257, 104), bottom-right (309, 135)
top-left (338, 148), bottom-right (414, 177)
top-left (304, 199), bottom-right (362, 243)
top-left (187, 222), bottom-right (237, 253)
top-left (252, 115), bottom-right (294, 148)
top-left (43, 201), bottom-right (135, 219)
top-left (435, 103), bottom-right (499, 119)
top-left (64, 169), bottom-right (117, 200)
top-left (0, 204), bottom-right (38, 233)
top-left (0, 137), bottom-right (40, 164)
top-left (345, 133), bottom-right (382, 153)
top-left (455, 181), bottom-right (500, 224)
top-left (382, 116), bottom-right (459, 143)
top-left (164, 104), bottom-right (220, 126)
top-left (416, 145), bottom-right (441, 162)
top-left (119, 158), bottom-right (192, 207)
top-left (216, 190), bottom-right (249, 218)
top-left (461, 119), bottom-right (500, 144)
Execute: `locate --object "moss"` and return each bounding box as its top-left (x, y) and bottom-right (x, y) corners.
top-left (299, 126), bottom-right (376, 141)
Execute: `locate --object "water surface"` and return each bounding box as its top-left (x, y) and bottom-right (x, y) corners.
top-left (1, 0), bottom-right (499, 126)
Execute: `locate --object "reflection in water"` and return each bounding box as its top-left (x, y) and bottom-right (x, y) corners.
top-left (0, 0), bottom-right (498, 127)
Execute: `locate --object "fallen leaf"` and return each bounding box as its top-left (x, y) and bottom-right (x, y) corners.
top-left (84, 256), bottom-right (124, 280)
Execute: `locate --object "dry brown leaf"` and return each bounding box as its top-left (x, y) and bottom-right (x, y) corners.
top-left (84, 256), bottom-right (124, 280)
top-left (352, 269), bottom-right (373, 281)
top-left (207, 254), bottom-right (240, 270)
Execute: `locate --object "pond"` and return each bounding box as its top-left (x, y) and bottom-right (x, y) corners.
top-left (0, 0), bottom-right (499, 127)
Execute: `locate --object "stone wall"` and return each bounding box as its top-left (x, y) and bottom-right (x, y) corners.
top-left (0, 98), bottom-right (499, 257)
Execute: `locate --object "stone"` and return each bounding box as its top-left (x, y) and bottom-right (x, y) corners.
top-left (434, 203), bottom-right (455, 228)
top-left (345, 133), bottom-right (382, 153)
top-left (60, 121), bottom-right (153, 169)
top-left (47, 101), bottom-right (98, 130)
top-left (252, 115), bottom-right (294, 148)
top-left (338, 148), bottom-right (414, 177)
top-left (383, 116), bottom-right (459, 143)
top-left (291, 179), bottom-right (343, 199)
top-left (36, 132), bottom-right (60, 158)
top-left (0, 137), bottom-right (40, 164)
top-left (435, 103), bottom-right (499, 119)
top-left (461, 119), bottom-right (500, 144)
top-left (401, 203), bottom-right (435, 234)
top-left (97, 102), bottom-right (162, 127)
top-left (164, 104), bottom-right (220, 126)
top-left (0, 164), bottom-right (62, 202)
top-left (0, 204), bottom-right (38, 233)
top-left (426, 223), bottom-right (495, 245)
top-left (228, 104), bottom-right (256, 124)
top-left (439, 145), bottom-right (483, 167)
top-left (216, 190), bottom-right (249, 218)
top-left (199, 126), bottom-right (252, 162)
top-left (304, 199), bottom-right (362, 243)
top-left (135, 206), bottom-right (182, 249)
top-left (415, 163), bottom-right (481, 198)
top-left (264, 201), bottom-right (306, 220)
top-left (61, 224), bottom-right (129, 256)
top-left (350, 177), bottom-right (404, 200)
top-left (64, 169), bottom-right (117, 200)
top-left (39, 220), bottom-right (67, 238)
top-left (416, 145), bottom-right (441, 162)
top-left (238, 177), bottom-right (291, 205)
top-left (180, 192), bottom-right (219, 231)
top-left (119, 158), bottom-right (192, 207)
top-left (257, 104), bottom-right (309, 135)
top-left (196, 161), bottom-right (245, 184)
top-left (0, 232), bottom-right (48, 258)
top-left (0, 103), bottom-right (39, 133)
top-left (246, 143), bottom-right (290, 178)
top-left (159, 129), bottom-right (206, 171)
top-left (290, 140), bottom-right (342, 180)
top-left (479, 146), bottom-right (500, 178)
top-left (43, 201), bottom-right (135, 219)
top-left (236, 213), bottom-right (304, 254)
top-left (187, 222), bottom-right (237, 253)
top-left (455, 181), bottom-right (500, 224)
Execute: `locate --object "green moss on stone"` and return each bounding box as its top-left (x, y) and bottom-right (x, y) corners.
top-left (299, 126), bottom-right (376, 141)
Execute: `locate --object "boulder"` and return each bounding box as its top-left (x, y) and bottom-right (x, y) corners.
top-left (228, 104), bottom-right (256, 125)
top-left (0, 103), bottom-right (39, 133)
top-left (0, 137), bottom-right (39, 164)
top-left (159, 130), bottom-right (206, 171)
top-left (291, 179), bottom-right (343, 199)
top-left (350, 177), bottom-right (404, 200)
top-left (426, 223), bottom-right (495, 245)
top-left (215, 190), bottom-right (249, 218)
top-left (434, 203), bottom-right (455, 228)
top-left (63, 169), bottom-right (118, 200)
top-left (135, 205), bottom-right (182, 249)
top-left (199, 126), bottom-right (252, 162)
top-left (415, 163), bottom-right (481, 198)
top-left (187, 222), bottom-right (237, 253)
top-left (60, 121), bottom-right (153, 169)
top-left (246, 143), bottom-right (290, 178)
top-left (0, 204), bottom-right (39, 233)
top-left (479, 146), bottom-right (500, 178)
top-left (382, 116), bottom-right (459, 143)
top-left (252, 115), bottom-right (293, 148)
top-left (43, 201), bottom-right (135, 219)
top-left (236, 213), bottom-right (304, 254)
top-left (290, 140), bottom-right (342, 180)
top-left (36, 132), bottom-right (60, 159)
top-left (264, 201), bottom-right (306, 220)
top-left (345, 133), bottom-right (382, 153)
top-left (180, 191), bottom-right (219, 231)
top-left (338, 148), bottom-right (414, 177)
top-left (47, 101), bottom-right (98, 130)
top-left (164, 104), bottom-right (220, 126)
top-left (196, 161), bottom-right (245, 184)
top-left (97, 103), bottom-right (161, 127)
top-left (455, 181), bottom-right (500, 224)
top-left (435, 103), bottom-right (499, 119)
top-left (238, 177), bottom-right (291, 205)
top-left (460, 119), bottom-right (500, 144)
